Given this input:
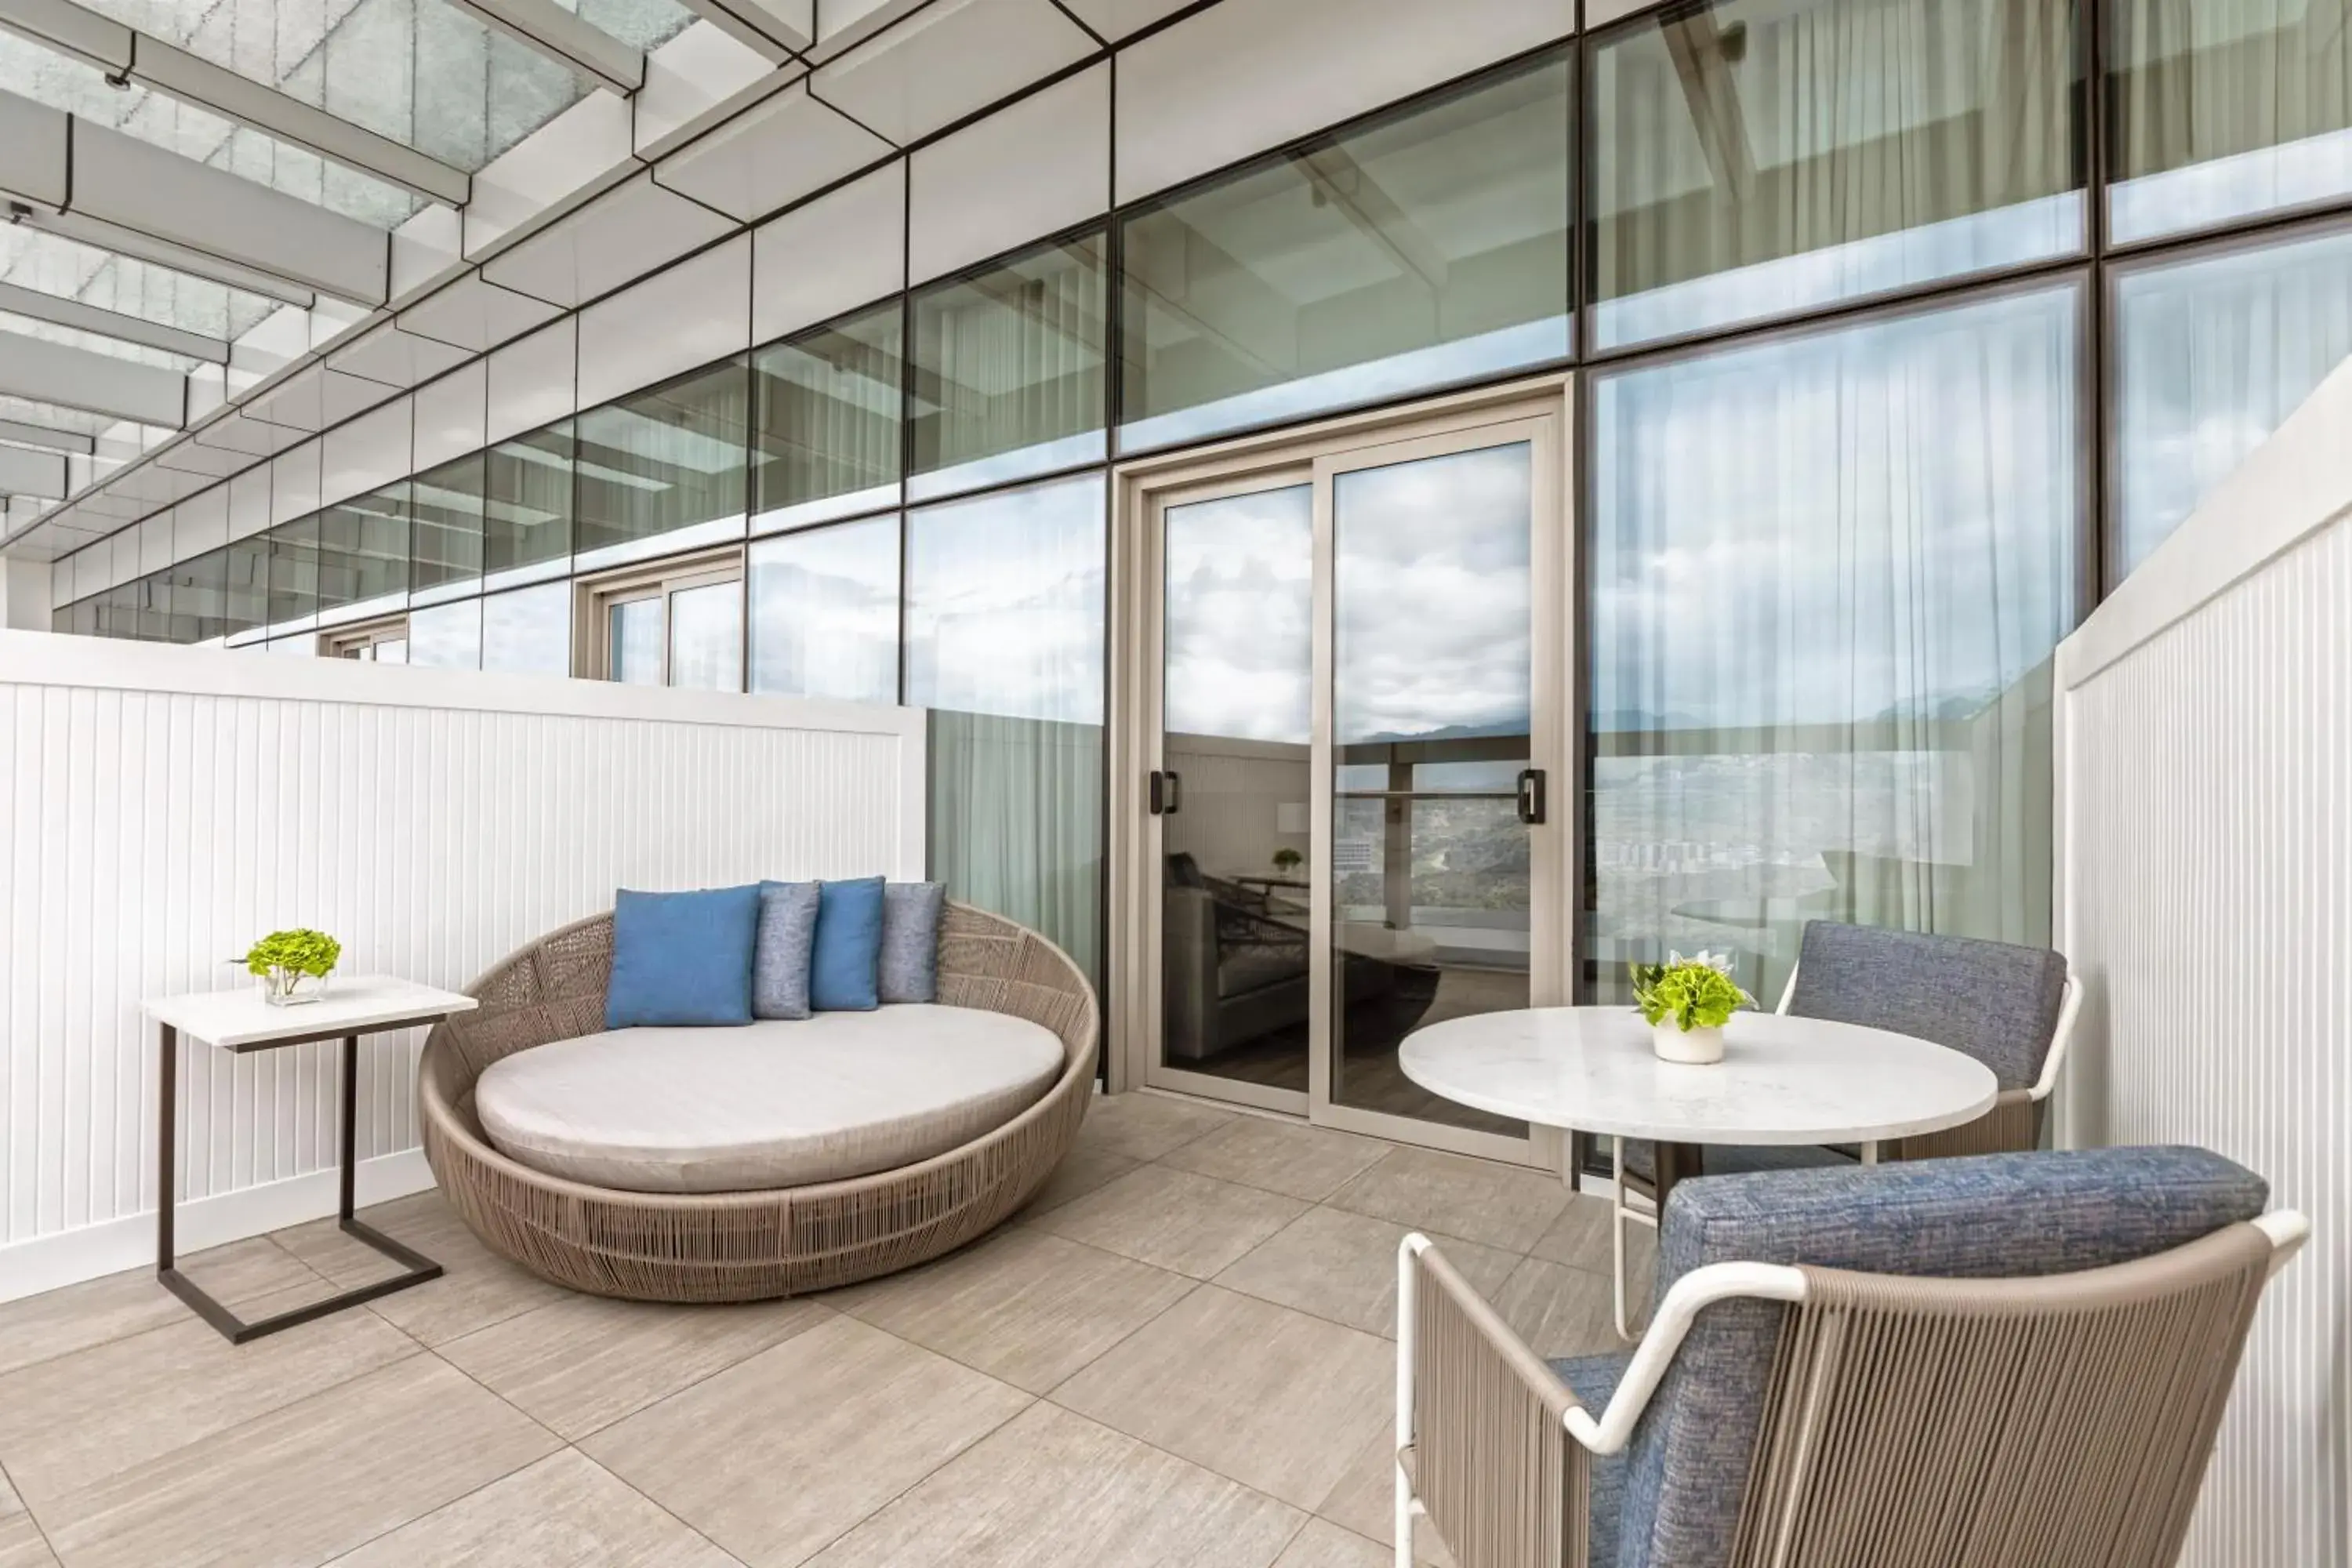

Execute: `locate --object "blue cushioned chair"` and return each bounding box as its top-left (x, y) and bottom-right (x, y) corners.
top-left (1396, 1147), bottom-right (2306, 1568)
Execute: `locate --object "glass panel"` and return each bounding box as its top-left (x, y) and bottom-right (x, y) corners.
top-left (2114, 224), bottom-right (2352, 576)
top-left (1158, 484), bottom-right (1313, 1089)
top-left (158, 548), bottom-right (229, 642)
top-left (267, 515), bottom-right (319, 627)
top-left (482, 583), bottom-right (572, 675)
top-left (747, 515), bottom-right (900, 705)
top-left (378, 638), bottom-right (408, 663)
top-left (2110, 0), bottom-right (2352, 241)
top-left (667, 581), bottom-right (742, 691)
top-left (408, 597), bottom-right (482, 668)
top-left (482, 423), bottom-right (574, 579)
top-left (575, 362), bottom-right (752, 558)
top-left (224, 536), bottom-right (270, 635)
top-left (0, 34), bottom-right (423, 229)
top-left (1590, 0), bottom-right (2083, 349)
top-left (909, 233), bottom-right (1107, 500)
top-left (906, 474), bottom-right (1105, 980)
top-left (0, 223), bottom-right (278, 343)
top-left (610, 597), bottom-right (663, 684)
top-left (411, 452), bottom-right (486, 595)
top-left (1121, 54), bottom-right (1571, 452)
top-left (315, 483), bottom-right (410, 614)
top-left (750, 302), bottom-right (904, 528)
top-left (1331, 445), bottom-right (1531, 1135)
top-left (72, 0), bottom-right (597, 175)
top-left (1588, 283), bottom-right (2082, 1008)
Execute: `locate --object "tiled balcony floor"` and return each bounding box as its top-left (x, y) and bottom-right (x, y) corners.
top-left (0, 1094), bottom-right (1653, 1568)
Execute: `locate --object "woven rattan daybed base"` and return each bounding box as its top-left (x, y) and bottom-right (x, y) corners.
top-left (419, 902), bottom-right (1098, 1302)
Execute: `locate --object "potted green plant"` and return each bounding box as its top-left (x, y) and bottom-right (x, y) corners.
top-left (1628, 951), bottom-right (1754, 1065)
top-left (245, 928), bottom-right (342, 1007)
top-left (1271, 847), bottom-right (1304, 880)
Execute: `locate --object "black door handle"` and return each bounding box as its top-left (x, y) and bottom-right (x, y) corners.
top-left (1148, 770), bottom-right (1183, 815)
top-left (1517, 768), bottom-right (1546, 826)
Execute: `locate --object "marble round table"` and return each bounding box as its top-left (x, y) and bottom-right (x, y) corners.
top-left (1399, 1006), bottom-right (1998, 1337)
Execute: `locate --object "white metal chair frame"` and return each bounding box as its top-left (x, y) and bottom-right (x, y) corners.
top-left (1397, 1207), bottom-right (2307, 1568)
top-left (1606, 970), bottom-right (2083, 1339)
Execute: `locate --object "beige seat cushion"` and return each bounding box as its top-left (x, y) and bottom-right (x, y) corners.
top-left (473, 1006), bottom-right (1065, 1194)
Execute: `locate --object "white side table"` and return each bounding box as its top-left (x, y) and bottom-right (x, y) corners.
top-left (142, 976), bottom-right (479, 1344)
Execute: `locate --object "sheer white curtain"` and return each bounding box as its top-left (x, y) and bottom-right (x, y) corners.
top-left (1588, 283), bottom-right (2080, 1002)
top-left (2117, 225), bottom-right (2352, 572)
top-left (906, 475), bottom-right (1107, 981)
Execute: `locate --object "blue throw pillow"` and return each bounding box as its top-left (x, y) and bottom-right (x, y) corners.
top-left (605, 884), bottom-right (762, 1029)
top-left (753, 880), bottom-right (821, 1020)
top-left (880, 881), bottom-right (946, 1004)
top-left (810, 877), bottom-right (886, 1011)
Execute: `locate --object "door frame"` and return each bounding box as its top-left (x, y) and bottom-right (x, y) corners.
top-left (1108, 375), bottom-right (1576, 1168)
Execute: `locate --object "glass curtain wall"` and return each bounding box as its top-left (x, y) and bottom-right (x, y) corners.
top-left (1120, 50), bottom-right (1572, 450)
top-left (314, 483), bottom-right (411, 616)
top-left (411, 453), bottom-right (486, 601)
top-left (1588, 283), bottom-right (2083, 1004)
top-left (575, 362), bottom-right (753, 565)
top-left (483, 423), bottom-right (575, 586)
top-left (1589, 0), bottom-right (2084, 350)
top-left (748, 517), bottom-right (901, 705)
top-left (751, 303), bottom-right (905, 530)
top-left (906, 474), bottom-right (1106, 982)
top-left (910, 233), bottom-right (1108, 500)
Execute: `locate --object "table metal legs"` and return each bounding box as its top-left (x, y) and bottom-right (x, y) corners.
top-left (158, 1025), bottom-right (442, 1344)
top-left (1610, 1136), bottom-right (1699, 1341)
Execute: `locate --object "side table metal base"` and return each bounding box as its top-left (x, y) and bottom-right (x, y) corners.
top-left (158, 1023), bottom-right (444, 1345)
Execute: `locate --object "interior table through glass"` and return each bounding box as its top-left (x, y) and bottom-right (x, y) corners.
top-left (1399, 1006), bottom-right (1998, 1338)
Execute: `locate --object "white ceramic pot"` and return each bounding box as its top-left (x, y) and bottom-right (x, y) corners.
top-left (1651, 1019), bottom-right (1724, 1065)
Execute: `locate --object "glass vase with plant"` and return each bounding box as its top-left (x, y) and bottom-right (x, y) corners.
top-left (245, 928), bottom-right (342, 1007)
top-left (1628, 951), bottom-right (1754, 1064)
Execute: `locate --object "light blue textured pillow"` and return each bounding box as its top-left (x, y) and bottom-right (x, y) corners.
top-left (753, 880), bottom-right (821, 1020)
top-left (605, 885), bottom-right (761, 1029)
top-left (810, 877), bottom-right (886, 1011)
top-left (880, 882), bottom-right (946, 1004)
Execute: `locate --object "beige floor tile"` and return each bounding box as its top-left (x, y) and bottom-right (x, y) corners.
top-left (1052, 1285), bottom-right (1392, 1511)
top-left (1019, 1144), bottom-right (1140, 1217)
top-left (1160, 1118), bottom-right (1390, 1203)
top-left (274, 1189), bottom-right (571, 1346)
top-left (38, 1356), bottom-right (558, 1568)
top-left (1313, 1432), bottom-right (1455, 1566)
top-left (1029, 1166), bottom-right (1307, 1279)
top-left (1327, 1146), bottom-right (1571, 1253)
top-left (1214, 1206), bottom-right (1518, 1338)
top-left (1274, 1518), bottom-right (1391, 1568)
top-left (437, 1292), bottom-right (830, 1439)
top-left (830, 1227), bottom-right (1194, 1393)
top-left (804, 1401), bottom-right (1301, 1568)
top-left (326, 1450), bottom-right (739, 1567)
top-left (0, 1236), bottom-right (327, 1377)
top-left (0, 1515), bottom-right (56, 1568)
top-left (1072, 1091), bottom-right (1236, 1162)
top-left (1490, 1257), bottom-right (1621, 1361)
top-left (583, 1313), bottom-right (1031, 1567)
top-left (0, 1302), bottom-right (415, 1508)
top-left (1530, 1193), bottom-right (1657, 1284)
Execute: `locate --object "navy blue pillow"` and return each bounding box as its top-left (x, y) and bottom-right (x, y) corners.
top-left (810, 877), bottom-right (886, 1011)
top-left (605, 884), bottom-right (762, 1029)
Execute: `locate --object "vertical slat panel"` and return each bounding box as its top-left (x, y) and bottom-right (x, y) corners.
top-left (0, 641), bottom-right (922, 1288)
top-left (2061, 517), bottom-right (2350, 1568)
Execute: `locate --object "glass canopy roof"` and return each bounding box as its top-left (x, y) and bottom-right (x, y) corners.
top-left (0, 226), bottom-right (282, 342)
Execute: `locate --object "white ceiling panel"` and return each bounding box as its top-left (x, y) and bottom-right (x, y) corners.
top-left (479, 171), bottom-right (740, 310)
top-left (397, 273), bottom-right (566, 354)
top-left (0, 444), bottom-right (67, 501)
top-left (485, 317), bottom-right (577, 445)
top-left (814, 0), bottom-right (1092, 146)
top-left (414, 358), bottom-right (488, 471)
top-left (328, 322), bottom-right (476, 390)
top-left (1116, 0), bottom-right (1573, 204)
top-left (1054, 0), bottom-right (1196, 40)
top-left (176, 485), bottom-right (229, 557)
top-left (227, 464), bottom-right (270, 538)
top-left (578, 235), bottom-right (751, 408)
top-left (657, 77), bottom-right (892, 223)
top-left (270, 439), bottom-right (321, 527)
top-left (321, 398), bottom-right (413, 507)
top-left (909, 62), bottom-right (1105, 284)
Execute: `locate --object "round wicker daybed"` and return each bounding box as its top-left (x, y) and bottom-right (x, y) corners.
top-left (419, 901), bottom-right (1097, 1303)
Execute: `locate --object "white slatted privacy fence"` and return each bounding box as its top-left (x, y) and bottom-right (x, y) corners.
top-left (2057, 361), bottom-right (2352, 1567)
top-left (0, 633), bottom-right (924, 1301)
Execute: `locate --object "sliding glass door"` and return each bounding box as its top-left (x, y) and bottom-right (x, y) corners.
top-left (1123, 393), bottom-right (1569, 1163)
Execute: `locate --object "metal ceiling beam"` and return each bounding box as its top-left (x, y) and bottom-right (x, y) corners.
top-left (0, 0), bottom-right (472, 205)
top-left (28, 209), bottom-right (318, 308)
top-left (0, 328), bottom-right (186, 426)
top-left (0, 441), bottom-right (68, 499)
top-left (0, 278), bottom-right (229, 362)
top-left (0, 416), bottom-right (94, 454)
top-left (442, 0), bottom-right (645, 93)
top-left (673, 0), bottom-right (809, 61)
top-left (0, 91), bottom-right (390, 306)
